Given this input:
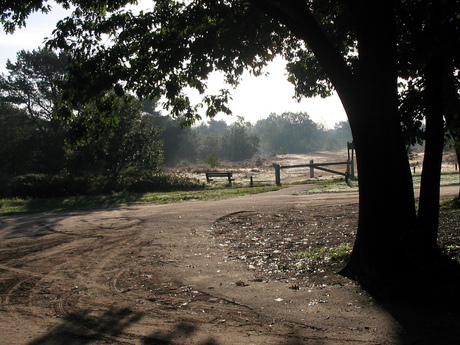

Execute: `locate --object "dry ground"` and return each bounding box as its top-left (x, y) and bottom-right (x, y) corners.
top-left (175, 149), bottom-right (458, 187)
top-left (1, 152), bottom-right (460, 345)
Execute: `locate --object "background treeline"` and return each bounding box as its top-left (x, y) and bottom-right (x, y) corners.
top-left (0, 48), bottom-right (351, 198)
top-left (159, 114), bottom-right (352, 166)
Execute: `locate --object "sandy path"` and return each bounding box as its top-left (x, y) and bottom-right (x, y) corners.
top-left (0, 185), bottom-right (458, 345)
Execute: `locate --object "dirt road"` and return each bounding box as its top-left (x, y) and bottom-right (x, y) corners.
top-left (0, 185), bottom-right (458, 345)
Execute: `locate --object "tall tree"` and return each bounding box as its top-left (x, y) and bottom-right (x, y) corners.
top-left (66, 97), bottom-right (163, 184)
top-left (0, 48), bottom-right (69, 173)
top-left (397, 0), bottom-right (460, 251)
top-left (254, 112), bottom-right (321, 153)
top-left (0, 103), bottom-right (37, 176)
top-left (0, 48), bottom-right (67, 129)
top-left (220, 116), bottom-right (260, 161)
top-left (3, 0), bottom-right (458, 287)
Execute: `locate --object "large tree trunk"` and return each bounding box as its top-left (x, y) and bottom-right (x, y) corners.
top-left (258, 0), bottom-right (420, 286)
top-left (457, 148), bottom-right (460, 198)
top-left (416, 57), bottom-right (445, 253)
top-left (340, 110), bottom-right (418, 285)
top-left (338, 1), bottom-right (418, 285)
top-left (442, 40), bottom-right (460, 199)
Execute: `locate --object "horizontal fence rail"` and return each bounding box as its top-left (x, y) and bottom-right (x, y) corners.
top-left (273, 159), bottom-right (355, 186)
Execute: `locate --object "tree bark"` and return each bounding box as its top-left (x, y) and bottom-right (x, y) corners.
top-left (258, 0), bottom-right (419, 284)
top-left (335, 1), bottom-right (417, 284)
top-left (416, 58), bottom-right (445, 253)
top-left (457, 148), bottom-right (460, 198)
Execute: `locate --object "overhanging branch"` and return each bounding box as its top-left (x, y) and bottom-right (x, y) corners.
top-left (250, 0), bottom-right (357, 107)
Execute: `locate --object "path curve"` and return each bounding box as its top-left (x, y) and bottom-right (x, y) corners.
top-left (0, 185), bottom-right (458, 345)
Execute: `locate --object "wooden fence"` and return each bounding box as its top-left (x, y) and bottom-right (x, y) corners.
top-left (273, 160), bottom-right (354, 186)
top-left (273, 142), bottom-right (356, 186)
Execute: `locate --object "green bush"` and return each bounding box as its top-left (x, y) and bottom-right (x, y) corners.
top-left (49, 172), bottom-right (91, 196)
top-left (4, 173), bottom-right (92, 198)
top-left (2, 169), bottom-right (205, 199)
top-left (119, 169), bottom-right (205, 193)
top-left (204, 152), bottom-right (220, 168)
top-left (5, 174), bottom-right (49, 198)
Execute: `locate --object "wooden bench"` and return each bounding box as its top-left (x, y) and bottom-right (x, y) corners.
top-left (205, 172), bottom-right (235, 184)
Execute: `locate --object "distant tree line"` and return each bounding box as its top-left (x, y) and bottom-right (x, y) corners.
top-left (158, 112), bottom-right (352, 166)
top-left (0, 48), bottom-right (351, 198)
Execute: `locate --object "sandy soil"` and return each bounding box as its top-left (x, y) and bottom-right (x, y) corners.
top-left (178, 150), bottom-right (458, 187)
top-left (1, 181), bottom-right (459, 345)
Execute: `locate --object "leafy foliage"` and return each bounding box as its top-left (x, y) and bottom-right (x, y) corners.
top-left (66, 97), bottom-right (164, 181)
top-left (0, 0), bottom-right (136, 33)
top-left (155, 113), bottom-right (351, 166)
top-left (45, 0), bottom-right (286, 125)
top-left (0, 48), bottom-right (166, 197)
top-left (0, 48), bottom-right (70, 174)
top-left (0, 48), bottom-right (67, 122)
top-left (0, 103), bottom-right (39, 175)
top-left (254, 112), bottom-right (321, 153)
top-left (204, 152), bottom-right (220, 168)
top-left (220, 117), bottom-right (260, 161)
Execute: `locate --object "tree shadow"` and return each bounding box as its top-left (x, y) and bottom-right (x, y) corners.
top-left (143, 322), bottom-right (219, 345)
top-left (143, 322), bottom-right (308, 345)
top-left (0, 209), bottom-right (108, 240)
top-left (28, 307), bottom-right (143, 345)
top-left (369, 254), bottom-right (460, 344)
top-left (26, 308), bottom-right (312, 345)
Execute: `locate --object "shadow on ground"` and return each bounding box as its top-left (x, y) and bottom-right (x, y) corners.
top-left (372, 255), bottom-right (460, 345)
top-left (27, 307), bottom-right (142, 345)
top-left (26, 308), bottom-right (309, 345)
top-left (24, 261), bottom-right (460, 344)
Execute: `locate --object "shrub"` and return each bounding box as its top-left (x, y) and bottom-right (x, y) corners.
top-left (119, 169), bottom-right (204, 193)
top-left (5, 174), bottom-right (49, 198)
top-left (4, 173), bottom-right (92, 198)
top-left (2, 169), bottom-right (205, 199)
top-left (204, 152), bottom-right (220, 168)
top-left (49, 173), bottom-right (91, 197)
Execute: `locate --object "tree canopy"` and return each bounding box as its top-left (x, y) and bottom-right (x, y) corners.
top-left (0, 47), bottom-right (168, 197)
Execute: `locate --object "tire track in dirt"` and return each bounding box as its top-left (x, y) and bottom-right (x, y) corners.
top-left (0, 185), bottom-right (458, 344)
top-left (0, 212), bottom-right (152, 344)
top-left (2, 277), bottom-right (38, 318)
top-left (43, 227), bottom-right (144, 318)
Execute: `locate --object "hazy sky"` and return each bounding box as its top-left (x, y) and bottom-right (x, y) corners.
top-left (0, 3), bottom-right (347, 128)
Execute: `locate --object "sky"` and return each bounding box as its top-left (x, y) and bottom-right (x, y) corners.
top-left (0, 3), bottom-right (348, 128)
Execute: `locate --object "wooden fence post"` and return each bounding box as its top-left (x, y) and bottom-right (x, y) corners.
top-left (310, 160), bottom-right (314, 178)
top-left (274, 164), bottom-right (281, 186)
top-left (347, 142), bottom-right (355, 178)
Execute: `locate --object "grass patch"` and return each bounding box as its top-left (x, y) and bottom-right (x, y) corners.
top-left (440, 196), bottom-right (460, 211)
top-left (298, 171), bottom-right (458, 194)
top-left (290, 243), bottom-right (353, 272)
top-left (0, 186), bottom-right (284, 215)
top-left (412, 171), bottom-right (459, 189)
top-left (293, 177), bottom-right (358, 193)
top-left (442, 244), bottom-right (459, 255)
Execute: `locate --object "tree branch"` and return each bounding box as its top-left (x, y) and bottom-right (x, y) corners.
top-left (250, 0), bottom-right (357, 108)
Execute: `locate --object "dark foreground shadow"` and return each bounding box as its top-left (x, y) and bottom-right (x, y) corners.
top-left (143, 322), bottom-right (218, 345)
top-left (28, 307), bottom-right (143, 345)
top-left (143, 322), bottom-right (310, 345)
top-left (24, 270), bottom-right (460, 345)
top-left (371, 255), bottom-right (460, 345)
top-left (27, 308), bottom-right (307, 345)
